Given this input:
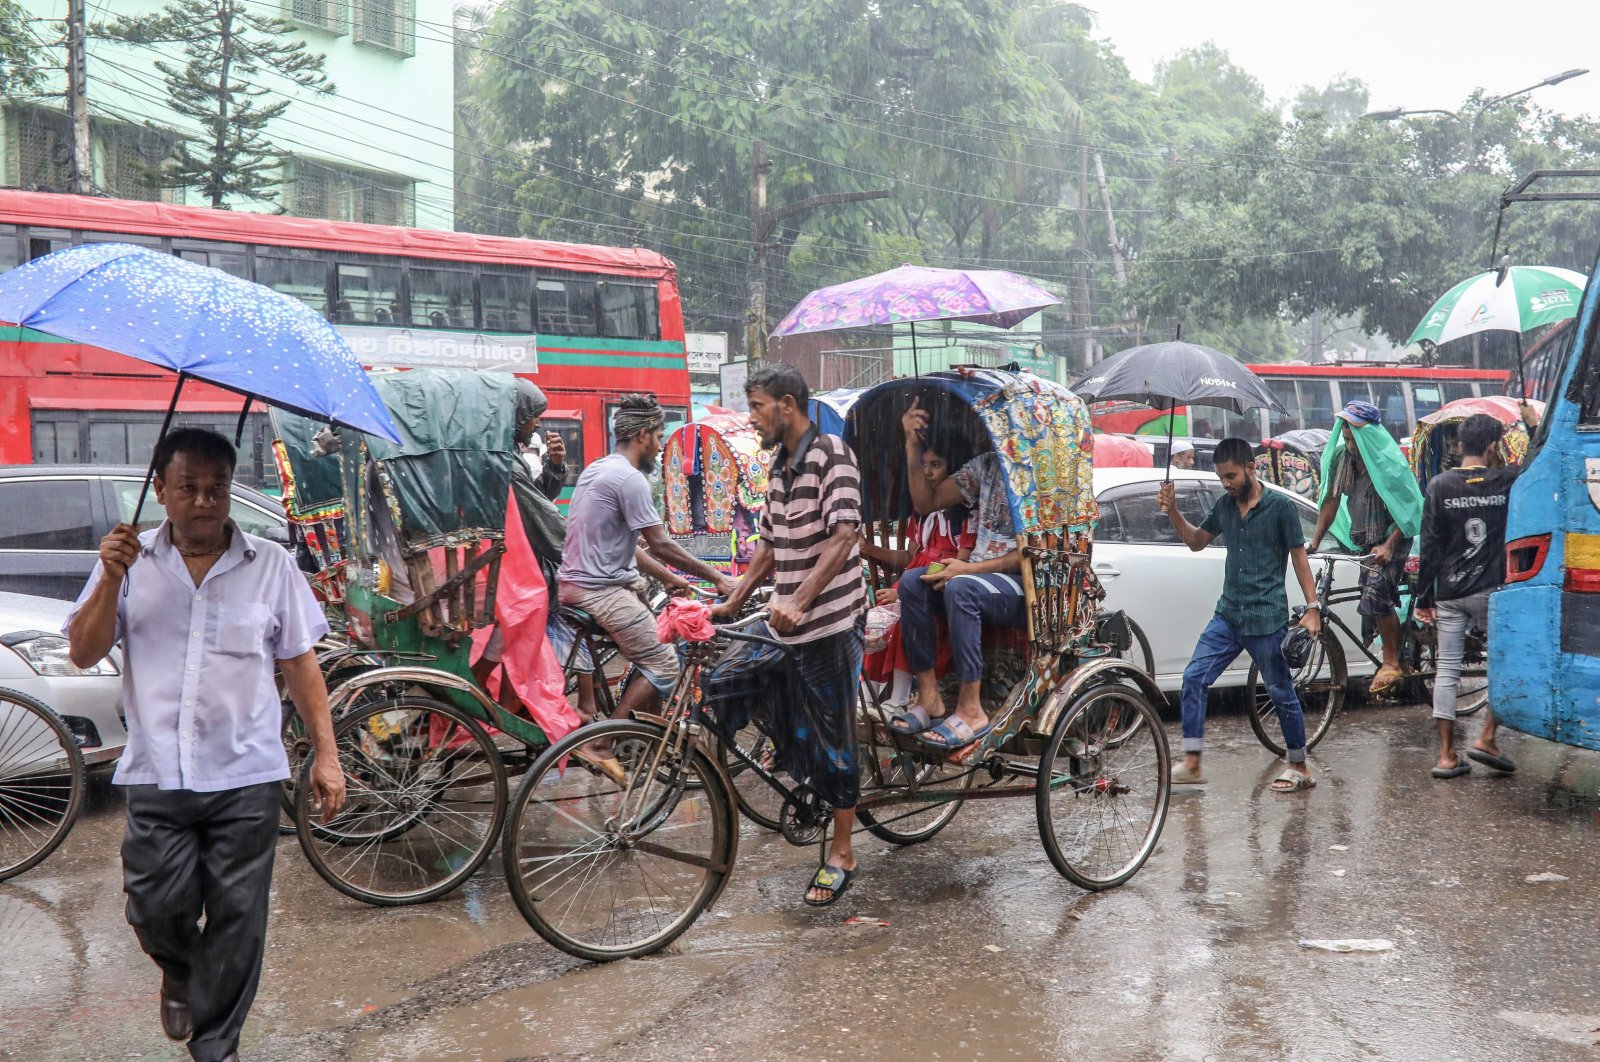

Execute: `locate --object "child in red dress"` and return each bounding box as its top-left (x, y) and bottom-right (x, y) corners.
top-left (860, 443), bottom-right (976, 707)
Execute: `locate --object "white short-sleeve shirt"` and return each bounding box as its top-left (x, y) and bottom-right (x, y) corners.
top-left (63, 520), bottom-right (329, 792)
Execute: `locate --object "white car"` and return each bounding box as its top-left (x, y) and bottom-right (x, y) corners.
top-left (0, 591), bottom-right (126, 769)
top-left (1090, 467), bottom-right (1376, 693)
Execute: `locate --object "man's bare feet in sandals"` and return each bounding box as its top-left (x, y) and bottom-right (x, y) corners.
top-left (1368, 664), bottom-right (1404, 697)
top-left (1270, 763), bottom-right (1315, 793)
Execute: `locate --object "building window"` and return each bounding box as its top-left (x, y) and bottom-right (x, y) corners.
top-left (101, 124), bottom-right (173, 202)
top-left (286, 158), bottom-right (415, 227)
top-left (5, 106), bottom-right (72, 193)
top-left (283, 0), bottom-right (348, 34)
top-left (352, 0), bottom-right (415, 56)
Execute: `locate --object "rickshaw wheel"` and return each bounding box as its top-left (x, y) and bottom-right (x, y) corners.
top-left (1245, 629), bottom-right (1347, 755)
top-left (294, 696), bottom-right (507, 906)
top-left (857, 750), bottom-right (976, 845)
top-left (502, 719), bottom-right (737, 963)
top-left (0, 688), bottom-right (84, 882)
top-left (1036, 682), bottom-right (1170, 891)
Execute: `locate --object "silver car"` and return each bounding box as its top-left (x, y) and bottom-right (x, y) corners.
top-left (0, 590), bottom-right (126, 769)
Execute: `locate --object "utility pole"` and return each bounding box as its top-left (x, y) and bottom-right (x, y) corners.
top-left (1091, 152), bottom-right (1126, 285)
top-left (1074, 143), bottom-right (1093, 371)
top-left (65, 0), bottom-right (92, 194)
top-left (746, 139), bottom-right (891, 362)
top-left (747, 140), bottom-right (770, 362)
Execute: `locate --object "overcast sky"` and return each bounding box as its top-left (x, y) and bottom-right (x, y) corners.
top-left (1090, 2), bottom-right (1600, 120)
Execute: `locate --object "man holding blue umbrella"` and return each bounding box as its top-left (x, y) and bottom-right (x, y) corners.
top-left (65, 428), bottom-right (345, 1062)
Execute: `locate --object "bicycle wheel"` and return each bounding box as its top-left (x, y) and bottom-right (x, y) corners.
top-left (717, 720), bottom-right (787, 832)
top-left (1246, 630), bottom-right (1347, 757)
top-left (1036, 683), bottom-right (1170, 891)
top-left (295, 696), bottom-right (507, 906)
top-left (857, 747), bottom-right (974, 845)
top-left (1450, 666), bottom-right (1489, 717)
top-left (0, 689), bottom-right (84, 882)
top-left (502, 719), bottom-right (737, 963)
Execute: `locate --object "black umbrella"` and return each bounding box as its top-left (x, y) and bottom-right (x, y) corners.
top-left (1070, 340), bottom-right (1286, 481)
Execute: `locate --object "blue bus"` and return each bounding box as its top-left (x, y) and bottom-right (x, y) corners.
top-left (1488, 263), bottom-right (1600, 749)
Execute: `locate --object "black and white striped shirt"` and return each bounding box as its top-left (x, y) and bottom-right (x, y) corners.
top-left (758, 427), bottom-right (866, 644)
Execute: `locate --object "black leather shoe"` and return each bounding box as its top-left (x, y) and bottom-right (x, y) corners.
top-left (160, 976), bottom-right (192, 1041)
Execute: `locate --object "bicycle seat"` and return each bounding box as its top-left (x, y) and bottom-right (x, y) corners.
top-left (558, 605), bottom-right (606, 634)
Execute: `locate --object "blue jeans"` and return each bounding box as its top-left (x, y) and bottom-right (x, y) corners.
top-left (1181, 614), bottom-right (1307, 762)
top-left (898, 567), bottom-right (1028, 683)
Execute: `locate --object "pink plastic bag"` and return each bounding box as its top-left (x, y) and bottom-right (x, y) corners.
top-left (658, 596), bottom-right (717, 643)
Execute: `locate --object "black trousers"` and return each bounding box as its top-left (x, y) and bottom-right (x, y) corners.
top-left (121, 782), bottom-right (280, 1062)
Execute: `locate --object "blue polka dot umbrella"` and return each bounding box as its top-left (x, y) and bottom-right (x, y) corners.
top-left (0, 242), bottom-right (402, 518)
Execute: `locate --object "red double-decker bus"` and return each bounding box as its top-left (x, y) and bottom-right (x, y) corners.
top-left (0, 191), bottom-right (691, 493)
top-left (1091, 362), bottom-right (1511, 442)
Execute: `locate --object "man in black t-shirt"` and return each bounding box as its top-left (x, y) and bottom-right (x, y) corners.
top-left (1416, 409), bottom-right (1536, 779)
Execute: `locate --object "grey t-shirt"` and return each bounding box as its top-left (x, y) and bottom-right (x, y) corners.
top-left (558, 454), bottom-right (661, 589)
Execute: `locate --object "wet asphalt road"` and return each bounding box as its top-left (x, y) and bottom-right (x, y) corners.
top-left (6, 699), bottom-right (1600, 1062)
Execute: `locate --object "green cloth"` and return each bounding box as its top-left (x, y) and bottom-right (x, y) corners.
top-left (1200, 486), bottom-right (1306, 636)
top-left (1317, 422), bottom-right (1422, 550)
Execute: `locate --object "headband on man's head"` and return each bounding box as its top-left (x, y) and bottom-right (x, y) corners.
top-left (612, 396), bottom-right (665, 442)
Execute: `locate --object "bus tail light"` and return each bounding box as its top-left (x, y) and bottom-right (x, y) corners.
top-left (1564, 533), bottom-right (1600, 594)
top-left (1506, 534), bottom-right (1551, 583)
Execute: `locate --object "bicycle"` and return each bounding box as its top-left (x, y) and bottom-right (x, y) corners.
top-left (1244, 551), bottom-right (1489, 756)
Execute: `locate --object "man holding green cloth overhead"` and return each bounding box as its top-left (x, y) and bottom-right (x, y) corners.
top-left (1308, 400), bottom-right (1424, 696)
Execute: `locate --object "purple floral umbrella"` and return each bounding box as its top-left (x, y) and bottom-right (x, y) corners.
top-left (770, 264), bottom-right (1061, 376)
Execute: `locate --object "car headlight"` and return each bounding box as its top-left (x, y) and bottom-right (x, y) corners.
top-left (1, 631), bottom-right (120, 677)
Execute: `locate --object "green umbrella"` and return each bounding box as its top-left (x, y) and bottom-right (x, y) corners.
top-left (1408, 265), bottom-right (1586, 347)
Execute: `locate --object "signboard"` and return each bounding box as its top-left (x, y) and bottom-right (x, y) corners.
top-left (334, 325), bottom-right (538, 373)
top-left (686, 332), bottom-right (729, 376)
top-left (719, 360), bottom-right (749, 411)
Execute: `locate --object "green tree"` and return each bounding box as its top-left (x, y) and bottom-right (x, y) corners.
top-left (99, 0), bottom-right (333, 208)
top-left (0, 0), bottom-right (46, 98)
top-left (473, 0), bottom-right (1080, 335)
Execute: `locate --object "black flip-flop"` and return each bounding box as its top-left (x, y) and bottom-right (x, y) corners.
top-left (803, 863), bottom-right (857, 907)
top-left (1467, 748), bottom-right (1516, 773)
top-left (1430, 759), bottom-right (1471, 779)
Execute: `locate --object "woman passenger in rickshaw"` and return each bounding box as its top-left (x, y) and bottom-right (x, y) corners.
top-left (858, 429), bottom-right (977, 714)
top-left (891, 398), bottom-right (1029, 749)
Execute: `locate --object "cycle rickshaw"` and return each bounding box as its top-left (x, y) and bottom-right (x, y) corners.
top-left (497, 368), bottom-right (1172, 962)
top-left (283, 369), bottom-right (584, 906)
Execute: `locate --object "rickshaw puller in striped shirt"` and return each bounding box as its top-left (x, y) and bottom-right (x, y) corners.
top-left (711, 363), bottom-right (868, 908)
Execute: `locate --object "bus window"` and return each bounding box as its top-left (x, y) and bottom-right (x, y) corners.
top-left (257, 252), bottom-right (329, 315)
top-left (81, 231), bottom-right (165, 249)
top-left (335, 262), bottom-right (402, 325)
top-left (1442, 381), bottom-right (1477, 403)
top-left (1299, 380), bottom-right (1336, 430)
top-left (175, 245), bottom-right (249, 279)
top-left (408, 264), bottom-right (473, 330)
top-left (541, 417), bottom-right (584, 486)
top-left (30, 417), bottom-right (81, 463)
top-left (480, 270), bottom-right (534, 333)
top-left (536, 276), bottom-right (598, 336)
top-left (1370, 381), bottom-right (1407, 439)
top-left (28, 229), bottom-right (71, 261)
top-left (1412, 385), bottom-right (1443, 420)
top-left (1266, 380), bottom-right (1298, 435)
top-left (598, 280), bottom-right (660, 340)
top-left (0, 224), bottom-right (18, 274)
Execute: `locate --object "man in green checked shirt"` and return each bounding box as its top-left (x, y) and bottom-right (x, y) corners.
top-left (1158, 437), bottom-right (1324, 793)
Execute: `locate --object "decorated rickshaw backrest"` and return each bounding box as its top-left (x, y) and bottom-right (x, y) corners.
top-left (664, 414), bottom-right (772, 535)
top-left (1408, 399), bottom-right (1531, 488)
